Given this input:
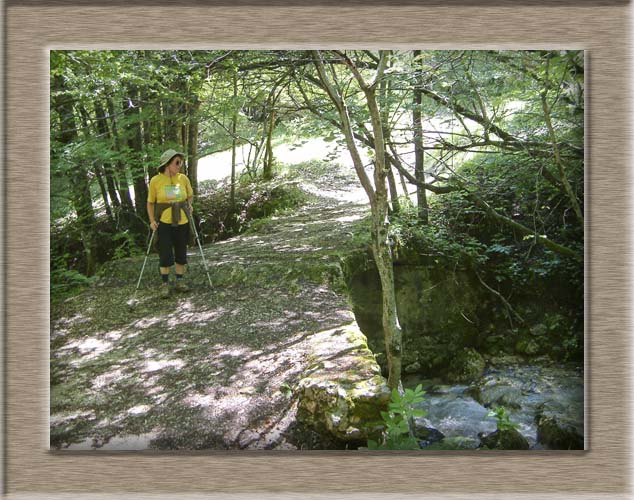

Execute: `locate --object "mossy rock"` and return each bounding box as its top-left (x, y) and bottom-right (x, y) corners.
top-left (515, 338), bottom-right (541, 356)
top-left (296, 324), bottom-right (391, 442)
top-left (535, 403), bottom-right (584, 450)
top-left (446, 348), bottom-right (486, 383)
top-left (471, 383), bottom-right (523, 410)
top-left (479, 428), bottom-right (529, 450)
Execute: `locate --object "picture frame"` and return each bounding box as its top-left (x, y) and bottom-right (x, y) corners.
top-left (4, 0), bottom-right (632, 498)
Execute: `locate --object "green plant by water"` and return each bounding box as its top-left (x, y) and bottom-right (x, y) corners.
top-left (367, 384), bottom-right (426, 450)
top-left (487, 406), bottom-right (519, 432)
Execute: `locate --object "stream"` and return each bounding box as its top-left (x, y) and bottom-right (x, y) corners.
top-left (403, 361), bottom-right (584, 449)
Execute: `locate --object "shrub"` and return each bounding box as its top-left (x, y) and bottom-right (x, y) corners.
top-left (367, 384), bottom-right (426, 450)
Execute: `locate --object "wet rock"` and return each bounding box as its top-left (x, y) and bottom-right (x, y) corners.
top-left (479, 428), bottom-right (530, 450)
top-left (413, 418), bottom-right (445, 447)
top-left (447, 348), bottom-right (485, 383)
top-left (470, 381), bottom-right (523, 410)
top-left (535, 402), bottom-right (584, 450)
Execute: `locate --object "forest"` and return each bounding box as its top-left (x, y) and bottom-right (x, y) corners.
top-left (50, 50), bottom-right (584, 451)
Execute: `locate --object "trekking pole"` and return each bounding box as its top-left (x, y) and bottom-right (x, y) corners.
top-left (127, 228), bottom-right (156, 308)
top-left (187, 208), bottom-right (213, 288)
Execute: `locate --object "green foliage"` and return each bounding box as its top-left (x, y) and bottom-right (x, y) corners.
top-left (196, 174), bottom-right (312, 243)
top-left (389, 204), bottom-right (487, 267)
top-left (50, 266), bottom-right (95, 303)
top-left (367, 384), bottom-right (426, 450)
top-left (487, 406), bottom-right (519, 432)
top-left (279, 382), bottom-right (293, 398)
top-left (112, 230), bottom-right (143, 260)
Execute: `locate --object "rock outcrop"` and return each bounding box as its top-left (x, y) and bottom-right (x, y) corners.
top-left (296, 323), bottom-right (390, 443)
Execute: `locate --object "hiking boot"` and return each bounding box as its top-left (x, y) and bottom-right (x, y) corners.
top-left (160, 282), bottom-right (171, 299)
top-left (174, 280), bottom-right (190, 293)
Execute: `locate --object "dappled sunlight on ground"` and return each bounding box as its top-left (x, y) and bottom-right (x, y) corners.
top-left (50, 157), bottom-right (383, 451)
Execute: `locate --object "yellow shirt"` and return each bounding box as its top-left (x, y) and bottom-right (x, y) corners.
top-left (148, 172), bottom-right (194, 225)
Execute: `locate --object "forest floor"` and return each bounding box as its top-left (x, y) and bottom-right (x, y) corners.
top-left (50, 157), bottom-right (381, 450)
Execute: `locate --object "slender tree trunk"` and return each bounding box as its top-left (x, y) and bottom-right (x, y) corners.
top-left (363, 57), bottom-right (403, 390)
top-left (386, 168), bottom-right (400, 214)
top-left (187, 96), bottom-right (200, 195)
top-left (541, 91), bottom-right (583, 224)
top-left (77, 105), bottom-right (114, 222)
top-left (94, 163), bottom-right (113, 220)
top-left (93, 100), bottom-right (121, 210)
top-left (379, 58), bottom-right (400, 214)
top-left (127, 85), bottom-right (149, 222)
top-left (106, 98), bottom-right (135, 211)
top-left (52, 75), bottom-right (98, 275)
top-left (313, 50), bottom-right (403, 389)
top-left (231, 72), bottom-right (238, 210)
top-left (413, 50), bottom-right (429, 224)
top-left (263, 108), bottom-right (275, 180)
top-left (162, 99), bottom-right (180, 143)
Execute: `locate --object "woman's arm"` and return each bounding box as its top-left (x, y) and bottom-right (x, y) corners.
top-left (147, 201), bottom-right (158, 231)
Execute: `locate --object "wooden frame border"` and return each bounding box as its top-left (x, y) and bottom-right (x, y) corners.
top-left (4, 2), bottom-right (632, 497)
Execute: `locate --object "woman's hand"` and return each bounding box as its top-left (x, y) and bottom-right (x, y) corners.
top-left (150, 221), bottom-right (158, 232)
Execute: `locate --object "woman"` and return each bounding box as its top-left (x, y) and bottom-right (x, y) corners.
top-left (147, 149), bottom-right (194, 298)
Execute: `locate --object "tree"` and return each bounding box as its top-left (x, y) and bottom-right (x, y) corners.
top-left (412, 50), bottom-right (429, 224)
top-left (312, 50), bottom-right (403, 389)
top-left (51, 58), bottom-right (98, 275)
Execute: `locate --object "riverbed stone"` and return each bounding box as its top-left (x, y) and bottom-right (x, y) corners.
top-left (535, 402), bottom-right (584, 450)
top-left (479, 428), bottom-right (530, 450)
top-left (447, 348), bottom-right (486, 383)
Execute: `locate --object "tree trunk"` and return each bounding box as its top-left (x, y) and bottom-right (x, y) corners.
top-left (541, 91), bottom-right (583, 224)
top-left (52, 75), bottom-right (98, 276)
top-left (162, 99), bottom-right (180, 144)
top-left (263, 108), bottom-right (275, 180)
top-left (187, 96), bottom-right (200, 195)
top-left (386, 167), bottom-right (400, 215)
top-left (413, 50), bottom-right (429, 224)
top-left (313, 50), bottom-right (403, 389)
top-left (379, 59), bottom-right (400, 214)
top-left (93, 100), bottom-right (121, 210)
top-left (94, 163), bottom-right (113, 220)
top-left (127, 85), bottom-right (149, 222)
top-left (363, 56), bottom-right (403, 390)
top-left (231, 72), bottom-right (238, 210)
top-left (106, 98), bottom-right (135, 212)
top-left (78, 105), bottom-right (113, 222)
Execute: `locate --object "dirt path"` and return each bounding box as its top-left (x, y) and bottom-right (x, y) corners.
top-left (50, 160), bottom-right (386, 450)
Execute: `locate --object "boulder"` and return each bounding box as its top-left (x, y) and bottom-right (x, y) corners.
top-left (479, 428), bottom-right (530, 450)
top-left (535, 402), bottom-right (584, 450)
top-left (296, 324), bottom-right (391, 443)
top-left (413, 418), bottom-right (445, 447)
top-left (470, 382), bottom-right (523, 410)
top-left (447, 348), bottom-right (486, 383)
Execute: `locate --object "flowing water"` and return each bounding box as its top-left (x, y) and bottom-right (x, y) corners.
top-left (404, 362), bottom-right (584, 449)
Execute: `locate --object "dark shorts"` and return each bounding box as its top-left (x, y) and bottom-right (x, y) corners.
top-left (158, 222), bottom-right (189, 267)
